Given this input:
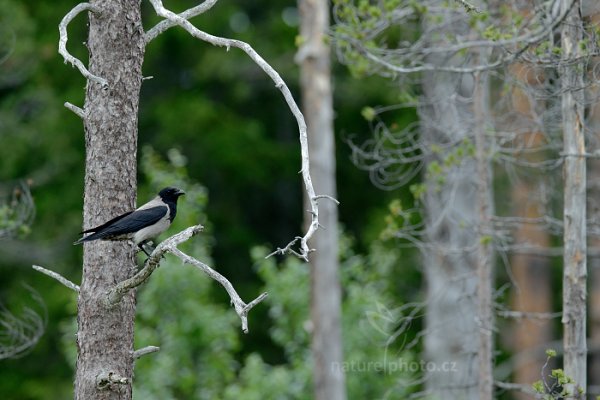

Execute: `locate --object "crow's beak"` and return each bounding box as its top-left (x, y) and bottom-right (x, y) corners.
top-left (176, 189), bottom-right (186, 196)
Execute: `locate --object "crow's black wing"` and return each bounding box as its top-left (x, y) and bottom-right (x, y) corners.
top-left (75, 206), bottom-right (167, 243)
top-left (80, 211), bottom-right (134, 234)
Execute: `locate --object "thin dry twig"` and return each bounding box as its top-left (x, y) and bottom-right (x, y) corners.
top-left (105, 225), bottom-right (204, 306)
top-left (147, 0), bottom-right (325, 260)
top-left (64, 102), bottom-right (85, 119)
top-left (132, 345), bottom-right (160, 359)
top-left (170, 247), bottom-right (268, 333)
top-left (32, 265), bottom-right (80, 292)
top-left (145, 0), bottom-right (219, 43)
top-left (58, 3), bottom-right (107, 87)
top-left (103, 223), bottom-right (266, 332)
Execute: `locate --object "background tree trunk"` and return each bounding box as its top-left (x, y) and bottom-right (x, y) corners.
top-left (474, 69), bottom-right (494, 400)
top-left (588, 10), bottom-right (600, 391)
top-left (421, 54), bottom-right (481, 400)
top-left (74, 1), bottom-right (144, 398)
top-left (561, 0), bottom-right (587, 393)
top-left (298, 0), bottom-right (346, 399)
top-left (507, 62), bottom-right (553, 400)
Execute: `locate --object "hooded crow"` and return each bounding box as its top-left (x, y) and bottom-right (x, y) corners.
top-left (74, 187), bottom-right (185, 256)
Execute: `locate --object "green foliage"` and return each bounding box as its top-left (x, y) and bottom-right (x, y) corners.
top-left (131, 152), bottom-right (417, 397)
top-left (532, 350), bottom-right (585, 399)
top-left (133, 148), bottom-right (240, 399)
top-left (381, 199), bottom-right (418, 240)
top-left (361, 106), bottom-right (376, 121)
top-left (222, 237), bottom-right (417, 399)
top-left (1, 0), bottom-right (403, 398)
top-left (0, 204), bottom-right (30, 237)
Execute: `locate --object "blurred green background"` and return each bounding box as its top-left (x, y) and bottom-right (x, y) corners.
top-left (0, 0), bottom-right (419, 398)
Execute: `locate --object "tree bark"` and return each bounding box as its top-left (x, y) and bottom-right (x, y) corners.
top-left (421, 62), bottom-right (480, 400)
top-left (507, 62), bottom-right (553, 400)
top-left (588, 11), bottom-right (600, 389)
top-left (298, 0), bottom-right (346, 399)
top-left (560, 0), bottom-right (587, 394)
top-left (420, 6), bottom-right (492, 399)
top-left (474, 69), bottom-right (494, 400)
top-left (74, 1), bottom-right (144, 399)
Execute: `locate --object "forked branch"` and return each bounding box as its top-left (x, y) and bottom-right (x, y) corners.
top-left (104, 224), bottom-right (266, 332)
top-left (58, 3), bottom-right (107, 87)
top-left (147, 0), bottom-right (329, 260)
top-left (170, 247), bottom-right (268, 333)
top-left (105, 225), bottom-right (204, 306)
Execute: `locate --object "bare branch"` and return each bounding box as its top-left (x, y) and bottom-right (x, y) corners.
top-left (334, 0), bottom-right (576, 74)
top-left (132, 345), bottom-right (160, 360)
top-left (169, 247), bottom-right (268, 333)
top-left (64, 102), bottom-right (85, 119)
top-left (147, 0), bottom-right (324, 260)
top-left (105, 225), bottom-right (204, 306)
top-left (104, 223), bottom-right (266, 332)
top-left (497, 310), bottom-right (562, 320)
top-left (265, 236), bottom-right (314, 260)
top-left (32, 265), bottom-right (80, 292)
top-left (144, 0), bottom-right (219, 43)
top-left (313, 194), bottom-right (340, 205)
top-left (494, 381), bottom-right (538, 396)
top-left (58, 3), bottom-right (108, 88)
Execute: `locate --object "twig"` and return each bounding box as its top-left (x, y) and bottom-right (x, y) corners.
top-left (497, 310), bottom-right (562, 320)
top-left (145, 0), bottom-right (219, 43)
top-left (313, 194), bottom-right (340, 205)
top-left (105, 225), bottom-right (204, 306)
top-left (147, 0), bottom-right (325, 260)
top-left (105, 223), bottom-right (266, 332)
top-left (132, 345), bottom-right (160, 359)
top-left (494, 381), bottom-right (537, 395)
top-left (32, 265), bottom-right (80, 292)
top-left (58, 3), bottom-right (108, 88)
top-left (265, 236), bottom-right (313, 260)
top-left (170, 247), bottom-right (268, 333)
top-left (64, 102), bottom-right (85, 119)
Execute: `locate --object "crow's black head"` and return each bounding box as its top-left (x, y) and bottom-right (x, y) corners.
top-left (158, 187), bottom-right (185, 203)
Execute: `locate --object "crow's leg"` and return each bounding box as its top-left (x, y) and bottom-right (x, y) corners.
top-left (138, 242), bottom-right (152, 257)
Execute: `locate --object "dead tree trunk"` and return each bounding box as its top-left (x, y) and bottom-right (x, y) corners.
top-left (74, 1), bottom-right (144, 398)
top-left (298, 0), bottom-right (346, 399)
top-left (474, 69), bottom-right (494, 400)
top-left (507, 62), bottom-right (553, 400)
top-left (588, 10), bottom-right (600, 388)
top-left (560, 0), bottom-right (587, 394)
top-left (421, 65), bottom-right (480, 400)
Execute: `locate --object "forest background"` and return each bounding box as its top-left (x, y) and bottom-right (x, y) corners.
top-left (0, 0), bottom-right (406, 398)
top-left (1, 0), bottom-right (597, 399)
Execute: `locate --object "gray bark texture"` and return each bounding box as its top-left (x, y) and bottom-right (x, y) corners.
top-left (588, 10), bottom-right (600, 387)
top-left (421, 71), bottom-right (480, 400)
top-left (561, 0), bottom-right (587, 393)
top-left (74, 1), bottom-right (144, 399)
top-left (473, 70), bottom-right (494, 400)
top-left (298, 0), bottom-right (346, 399)
top-left (421, 10), bottom-right (490, 399)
